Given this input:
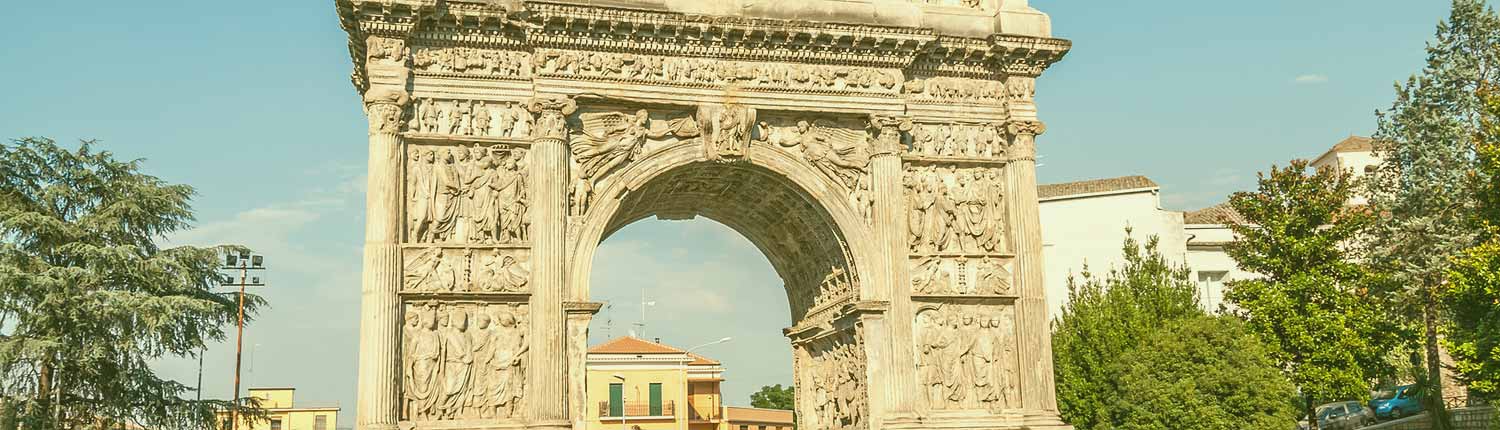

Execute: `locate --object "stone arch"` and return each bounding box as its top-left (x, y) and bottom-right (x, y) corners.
top-left (566, 139), bottom-right (882, 320)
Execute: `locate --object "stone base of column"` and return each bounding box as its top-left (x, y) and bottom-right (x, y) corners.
top-left (525, 419), bottom-right (571, 430)
top-left (881, 411), bottom-right (1073, 430)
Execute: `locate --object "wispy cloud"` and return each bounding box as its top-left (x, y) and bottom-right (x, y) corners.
top-left (1293, 74), bottom-right (1330, 85)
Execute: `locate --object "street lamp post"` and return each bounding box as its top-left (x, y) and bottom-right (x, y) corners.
top-left (612, 373), bottom-right (627, 430)
top-left (220, 252), bottom-right (266, 430)
top-left (683, 337), bottom-right (732, 430)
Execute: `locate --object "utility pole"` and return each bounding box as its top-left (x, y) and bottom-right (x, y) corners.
top-left (220, 252), bottom-right (266, 430)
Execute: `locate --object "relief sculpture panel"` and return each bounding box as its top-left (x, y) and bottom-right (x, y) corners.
top-left (412, 47), bottom-right (532, 79)
top-left (754, 116), bottom-right (873, 192)
top-left (410, 98), bottom-right (534, 139)
top-left (407, 143), bottom-right (530, 245)
top-left (916, 304), bottom-right (1019, 413)
top-left (905, 165), bottom-right (1008, 255)
top-left (403, 248), bottom-right (531, 294)
top-left (911, 257), bottom-right (1013, 296)
top-left (801, 331), bottom-right (869, 430)
top-left (403, 302), bottom-right (530, 421)
top-left (908, 123), bottom-right (1007, 159)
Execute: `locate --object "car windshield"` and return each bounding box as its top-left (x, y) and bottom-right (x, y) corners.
top-left (1374, 389), bottom-right (1398, 400)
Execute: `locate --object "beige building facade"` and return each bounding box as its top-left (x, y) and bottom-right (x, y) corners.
top-left (220, 388), bottom-right (339, 430)
top-left (338, 1), bottom-right (1072, 430)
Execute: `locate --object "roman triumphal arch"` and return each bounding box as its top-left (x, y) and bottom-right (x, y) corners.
top-left (337, 1), bottom-right (1070, 429)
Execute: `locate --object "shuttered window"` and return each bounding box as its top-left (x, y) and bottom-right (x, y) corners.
top-left (609, 383), bottom-right (624, 417)
top-left (648, 383), bottom-right (664, 416)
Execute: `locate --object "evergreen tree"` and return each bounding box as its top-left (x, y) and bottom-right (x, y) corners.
top-left (0, 138), bottom-right (263, 429)
top-left (1222, 160), bottom-right (1401, 430)
top-left (1368, 1), bottom-right (1500, 425)
top-left (1052, 233), bottom-right (1204, 430)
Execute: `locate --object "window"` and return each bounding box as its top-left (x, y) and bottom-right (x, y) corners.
top-left (609, 383), bottom-right (624, 417)
top-left (740, 426), bottom-right (749, 430)
top-left (648, 383), bottom-right (664, 416)
top-left (269, 419), bottom-right (283, 430)
top-left (314, 415), bottom-right (328, 430)
top-left (759, 426), bottom-right (768, 430)
top-left (1196, 271), bottom-right (1228, 311)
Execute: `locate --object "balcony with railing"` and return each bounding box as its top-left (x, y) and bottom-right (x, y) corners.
top-left (597, 401), bottom-right (676, 419)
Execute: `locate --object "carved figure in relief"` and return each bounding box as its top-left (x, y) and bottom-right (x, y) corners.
top-left (495, 153), bottom-right (528, 244)
top-left (404, 248), bottom-right (459, 292)
top-left (851, 174), bottom-right (873, 222)
top-left (486, 310), bottom-right (528, 418)
top-left (438, 310), bottom-right (474, 419)
top-left (406, 308), bottom-right (442, 420)
top-left (465, 145), bottom-right (499, 243)
top-left (409, 150), bottom-right (438, 242)
top-left (759, 120), bottom-right (870, 189)
top-left (975, 259), bottom-right (1013, 295)
top-left (473, 102), bottom-right (492, 137)
top-left (571, 109), bottom-right (695, 183)
top-left (509, 103), bottom-right (532, 138)
top-left (915, 306), bottom-right (1017, 412)
top-left (911, 258), bottom-right (951, 294)
top-left (907, 166), bottom-right (1007, 254)
top-left (367, 36), bottom-right (408, 64)
top-left (493, 105), bottom-right (515, 138)
top-left (699, 103), bottom-right (754, 162)
top-left (569, 174), bottom-right (593, 216)
top-left (985, 169), bottom-right (1009, 253)
top-left (477, 252), bottom-right (530, 292)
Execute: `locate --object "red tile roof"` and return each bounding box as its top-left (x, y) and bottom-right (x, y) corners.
top-left (1038, 175), bottom-right (1159, 199)
top-left (725, 407), bottom-right (795, 424)
top-left (588, 336), bottom-right (687, 355)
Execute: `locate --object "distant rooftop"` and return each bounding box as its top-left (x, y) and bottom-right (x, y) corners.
top-left (1184, 202), bottom-right (1247, 225)
top-left (1038, 175), bottom-right (1159, 200)
top-left (1312, 135), bottom-right (1376, 166)
top-left (588, 336), bottom-right (722, 365)
top-left (726, 406), bottom-right (795, 424)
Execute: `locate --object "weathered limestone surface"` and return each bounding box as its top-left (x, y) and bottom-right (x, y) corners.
top-left (338, 1), bottom-right (1069, 428)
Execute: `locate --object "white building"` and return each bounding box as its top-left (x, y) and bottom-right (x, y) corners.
top-left (1038, 136), bottom-right (1381, 319)
top-left (1037, 176), bottom-right (1187, 319)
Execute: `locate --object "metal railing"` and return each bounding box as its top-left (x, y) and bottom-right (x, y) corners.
top-left (598, 401), bottom-right (676, 418)
top-left (689, 407), bottom-right (723, 421)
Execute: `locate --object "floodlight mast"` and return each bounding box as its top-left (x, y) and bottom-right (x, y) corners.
top-left (220, 252), bottom-right (266, 430)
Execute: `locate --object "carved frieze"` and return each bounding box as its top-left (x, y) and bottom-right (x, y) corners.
top-left (903, 77), bottom-right (1006, 104)
top-left (406, 143), bottom-right (530, 245)
top-left (409, 98), bottom-right (534, 139)
top-left (402, 247), bottom-right (531, 294)
top-left (916, 303), bottom-right (1018, 413)
top-left (908, 123), bottom-right (1008, 160)
top-left (911, 257), bottom-right (1014, 296)
top-left (905, 165), bottom-right (1009, 255)
top-left (412, 46), bottom-right (531, 79)
top-left (366, 35), bottom-right (410, 66)
top-left (802, 331), bottom-right (869, 430)
top-left (570, 108), bottom-right (700, 184)
top-left (402, 302), bottom-right (530, 421)
top-left (534, 49), bottom-right (902, 94)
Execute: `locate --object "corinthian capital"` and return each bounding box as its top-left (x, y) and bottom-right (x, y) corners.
top-left (868, 114), bottom-right (913, 156)
top-left (1005, 120), bottom-right (1046, 137)
top-left (363, 87), bottom-right (411, 135)
top-left (526, 95), bottom-right (579, 141)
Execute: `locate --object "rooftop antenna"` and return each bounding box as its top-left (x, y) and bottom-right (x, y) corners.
top-left (635, 288), bottom-right (656, 339)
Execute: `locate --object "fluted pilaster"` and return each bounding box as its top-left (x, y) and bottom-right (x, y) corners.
top-left (526, 96), bottom-right (578, 430)
top-left (1003, 120), bottom-right (1060, 415)
top-left (356, 87), bottom-right (409, 430)
top-left (868, 115), bottom-right (918, 417)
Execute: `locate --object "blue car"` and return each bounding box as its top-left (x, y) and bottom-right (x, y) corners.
top-left (1370, 385), bottom-right (1423, 420)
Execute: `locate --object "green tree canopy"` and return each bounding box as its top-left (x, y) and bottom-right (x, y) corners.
top-left (1111, 316), bottom-right (1298, 430)
top-left (1052, 233), bottom-right (1203, 430)
top-left (1440, 81), bottom-right (1500, 404)
top-left (1368, 1), bottom-right (1500, 425)
top-left (0, 138), bottom-right (263, 429)
top-left (1223, 160), bottom-right (1402, 429)
top-left (750, 384), bottom-right (795, 411)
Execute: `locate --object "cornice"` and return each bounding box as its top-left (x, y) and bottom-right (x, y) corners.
top-left (990, 34), bottom-right (1071, 77)
top-left (522, 2), bottom-right (938, 68)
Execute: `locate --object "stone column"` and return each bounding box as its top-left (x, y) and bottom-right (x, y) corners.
top-left (355, 86), bottom-right (409, 430)
top-left (1003, 120), bottom-right (1060, 415)
top-left (867, 115), bottom-right (917, 418)
top-left (564, 302), bottom-right (603, 430)
top-left (526, 96), bottom-right (577, 429)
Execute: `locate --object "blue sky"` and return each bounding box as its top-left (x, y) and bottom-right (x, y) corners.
top-left (0, 0), bottom-right (1458, 425)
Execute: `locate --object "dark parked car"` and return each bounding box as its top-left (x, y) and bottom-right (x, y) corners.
top-left (1297, 401), bottom-right (1375, 430)
top-left (1370, 384), bottom-right (1423, 420)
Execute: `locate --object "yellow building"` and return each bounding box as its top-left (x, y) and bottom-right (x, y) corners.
top-left (219, 388), bottom-right (339, 430)
top-left (585, 337), bottom-right (792, 430)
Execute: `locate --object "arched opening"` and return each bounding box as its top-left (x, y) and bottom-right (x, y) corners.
top-left (571, 144), bottom-right (875, 430)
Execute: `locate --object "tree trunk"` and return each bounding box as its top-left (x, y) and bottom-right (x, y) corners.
top-left (1425, 284), bottom-right (1452, 430)
top-left (1306, 394), bottom-right (1319, 430)
top-left (35, 356), bottom-right (52, 427)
